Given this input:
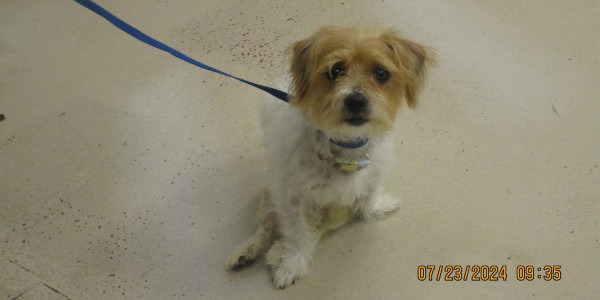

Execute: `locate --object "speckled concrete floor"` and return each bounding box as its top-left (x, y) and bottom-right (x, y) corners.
top-left (1, 1), bottom-right (598, 299)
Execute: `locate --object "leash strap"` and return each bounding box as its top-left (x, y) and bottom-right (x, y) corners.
top-left (73, 0), bottom-right (289, 102)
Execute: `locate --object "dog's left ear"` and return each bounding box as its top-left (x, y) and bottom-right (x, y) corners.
top-left (380, 31), bottom-right (435, 108)
top-left (288, 36), bottom-right (318, 103)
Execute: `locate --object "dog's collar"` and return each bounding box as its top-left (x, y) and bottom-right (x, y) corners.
top-left (316, 130), bottom-right (370, 149)
top-left (319, 142), bottom-right (374, 172)
top-left (329, 137), bottom-right (369, 149)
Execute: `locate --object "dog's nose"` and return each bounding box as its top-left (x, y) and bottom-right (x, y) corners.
top-left (344, 93), bottom-right (368, 113)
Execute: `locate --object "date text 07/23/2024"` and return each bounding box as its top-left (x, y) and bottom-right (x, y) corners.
top-left (417, 265), bottom-right (562, 282)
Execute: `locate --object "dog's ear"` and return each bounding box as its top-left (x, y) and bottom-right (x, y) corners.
top-left (380, 31), bottom-right (434, 108)
top-left (288, 36), bottom-right (318, 102)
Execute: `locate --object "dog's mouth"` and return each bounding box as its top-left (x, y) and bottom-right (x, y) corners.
top-left (344, 117), bottom-right (369, 126)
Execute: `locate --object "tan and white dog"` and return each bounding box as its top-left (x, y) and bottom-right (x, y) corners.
top-left (227, 26), bottom-right (433, 288)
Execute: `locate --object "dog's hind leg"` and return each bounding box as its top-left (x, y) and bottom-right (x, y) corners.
top-left (358, 191), bottom-right (401, 222)
top-left (226, 189), bottom-right (279, 271)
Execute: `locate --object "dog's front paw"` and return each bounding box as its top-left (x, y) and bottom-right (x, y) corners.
top-left (226, 237), bottom-right (263, 271)
top-left (226, 252), bottom-right (256, 271)
top-left (361, 194), bottom-right (401, 221)
top-left (266, 241), bottom-right (309, 289)
top-left (271, 255), bottom-right (308, 289)
top-left (272, 263), bottom-right (300, 289)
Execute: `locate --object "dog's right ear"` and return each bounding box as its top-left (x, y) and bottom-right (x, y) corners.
top-left (288, 37), bottom-right (316, 102)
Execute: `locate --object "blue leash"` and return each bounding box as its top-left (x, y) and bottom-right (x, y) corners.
top-left (73, 0), bottom-right (289, 102)
top-left (74, 0), bottom-right (371, 149)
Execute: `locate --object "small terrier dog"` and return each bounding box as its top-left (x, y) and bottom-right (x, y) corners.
top-left (226, 26), bottom-right (433, 288)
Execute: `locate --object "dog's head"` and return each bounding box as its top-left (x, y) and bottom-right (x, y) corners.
top-left (289, 26), bottom-right (433, 138)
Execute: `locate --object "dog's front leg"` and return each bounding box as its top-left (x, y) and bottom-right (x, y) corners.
top-left (266, 197), bottom-right (321, 289)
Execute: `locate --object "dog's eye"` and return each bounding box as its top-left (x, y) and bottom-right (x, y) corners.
top-left (374, 68), bottom-right (390, 83)
top-left (328, 63), bottom-right (345, 81)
